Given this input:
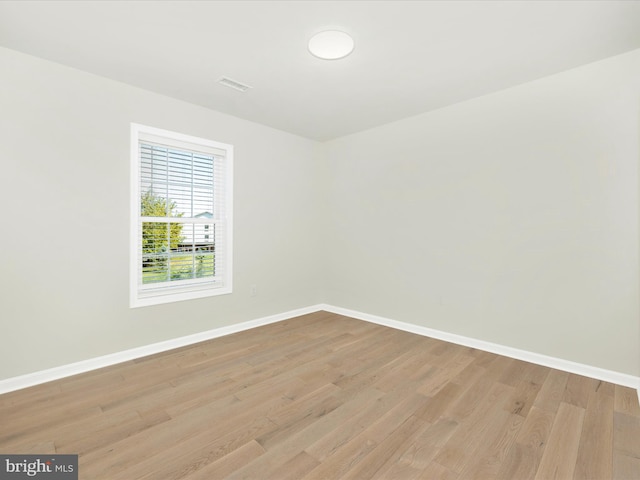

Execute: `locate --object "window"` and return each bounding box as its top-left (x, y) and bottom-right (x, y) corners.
top-left (130, 124), bottom-right (233, 307)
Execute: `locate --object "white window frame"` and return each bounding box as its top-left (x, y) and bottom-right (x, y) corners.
top-left (130, 123), bottom-right (233, 308)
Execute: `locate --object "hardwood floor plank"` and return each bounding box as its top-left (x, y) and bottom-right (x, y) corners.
top-left (416, 352), bottom-right (475, 397)
top-left (303, 384), bottom-right (417, 462)
top-left (301, 393), bottom-right (429, 479)
top-left (416, 461), bottom-right (459, 480)
top-left (573, 389), bottom-right (613, 480)
top-left (178, 440), bottom-right (266, 480)
top-left (265, 451), bottom-right (320, 480)
top-left (56, 408), bottom-right (171, 456)
top-left (433, 382), bottom-right (515, 473)
top-left (498, 358), bottom-right (533, 387)
top-left (414, 381), bottom-right (463, 423)
top-left (514, 363), bottom-right (548, 405)
top-left (0, 312), bottom-right (635, 479)
top-left (445, 355), bottom-right (513, 422)
top-left (79, 389), bottom-right (279, 478)
top-left (504, 374), bottom-right (545, 418)
top-left (162, 378), bottom-right (242, 418)
top-left (613, 411), bottom-right (640, 459)
top-left (457, 412), bottom-right (524, 479)
top-left (495, 406), bottom-right (555, 479)
top-left (0, 383), bottom-right (61, 409)
top-left (371, 347), bottom-right (437, 393)
top-left (497, 443), bottom-right (538, 480)
top-left (534, 402), bottom-right (585, 480)
top-left (120, 412), bottom-right (277, 480)
top-left (533, 369), bottom-right (569, 413)
top-left (342, 415), bottom-right (428, 479)
top-left (372, 417), bottom-right (459, 480)
top-left (255, 383), bottom-right (343, 450)
top-left (614, 385), bottom-right (640, 417)
top-left (613, 452), bottom-right (640, 480)
top-left (450, 362), bottom-right (486, 388)
top-left (563, 374), bottom-right (598, 409)
top-left (221, 386), bottom-right (385, 479)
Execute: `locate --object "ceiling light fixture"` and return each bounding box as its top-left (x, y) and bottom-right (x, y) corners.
top-left (308, 30), bottom-right (355, 60)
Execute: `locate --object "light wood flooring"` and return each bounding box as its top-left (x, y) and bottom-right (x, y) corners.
top-left (1, 311), bottom-right (639, 479)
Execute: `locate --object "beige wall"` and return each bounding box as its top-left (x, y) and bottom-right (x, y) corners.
top-left (0, 47), bottom-right (325, 379)
top-left (324, 49), bottom-right (640, 376)
top-left (1, 45), bottom-right (639, 381)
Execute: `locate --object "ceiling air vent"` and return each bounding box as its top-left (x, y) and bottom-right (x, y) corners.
top-left (217, 77), bottom-right (252, 92)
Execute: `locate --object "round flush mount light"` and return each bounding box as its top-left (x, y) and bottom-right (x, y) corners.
top-left (308, 30), bottom-right (355, 60)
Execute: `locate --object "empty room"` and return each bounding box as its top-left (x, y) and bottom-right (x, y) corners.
top-left (1, 1), bottom-right (640, 479)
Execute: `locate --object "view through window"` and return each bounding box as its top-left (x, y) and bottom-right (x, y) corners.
top-left (130, 124), bottom-right (233, 307)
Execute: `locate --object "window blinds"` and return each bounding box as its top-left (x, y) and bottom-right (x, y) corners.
top-left (131, 124), bottom-right (232, 307)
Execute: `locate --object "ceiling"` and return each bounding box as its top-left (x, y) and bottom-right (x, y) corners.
top-left (2, 1), bottom-right (640, 141)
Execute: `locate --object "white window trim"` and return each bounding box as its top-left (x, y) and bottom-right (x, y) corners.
top-left (130, 123), bottom-right (233, 308)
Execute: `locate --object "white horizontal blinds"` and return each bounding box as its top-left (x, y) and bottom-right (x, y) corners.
top-left (138, 136), bottom-right (226, 293)
top-left (139, 132), bottom-right (227, 158)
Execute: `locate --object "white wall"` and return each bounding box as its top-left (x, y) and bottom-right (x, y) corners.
top-left (323, 49), bottom-right (640, 376)
top-left (0, 47), bottom-right (325, 379)
top-left (1, 45), bottom-right (639, 382)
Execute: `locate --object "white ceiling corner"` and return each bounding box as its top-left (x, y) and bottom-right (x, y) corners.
top-left (1, 0), bottom-right (640, 141)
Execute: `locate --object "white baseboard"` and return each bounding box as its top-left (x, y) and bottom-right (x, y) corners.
top-left (0, 304), bottom-right (325, 395)
top-left (2, 303), bottom-right (639, 401)
top-left (320, 304), bottom-right (640, 396)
